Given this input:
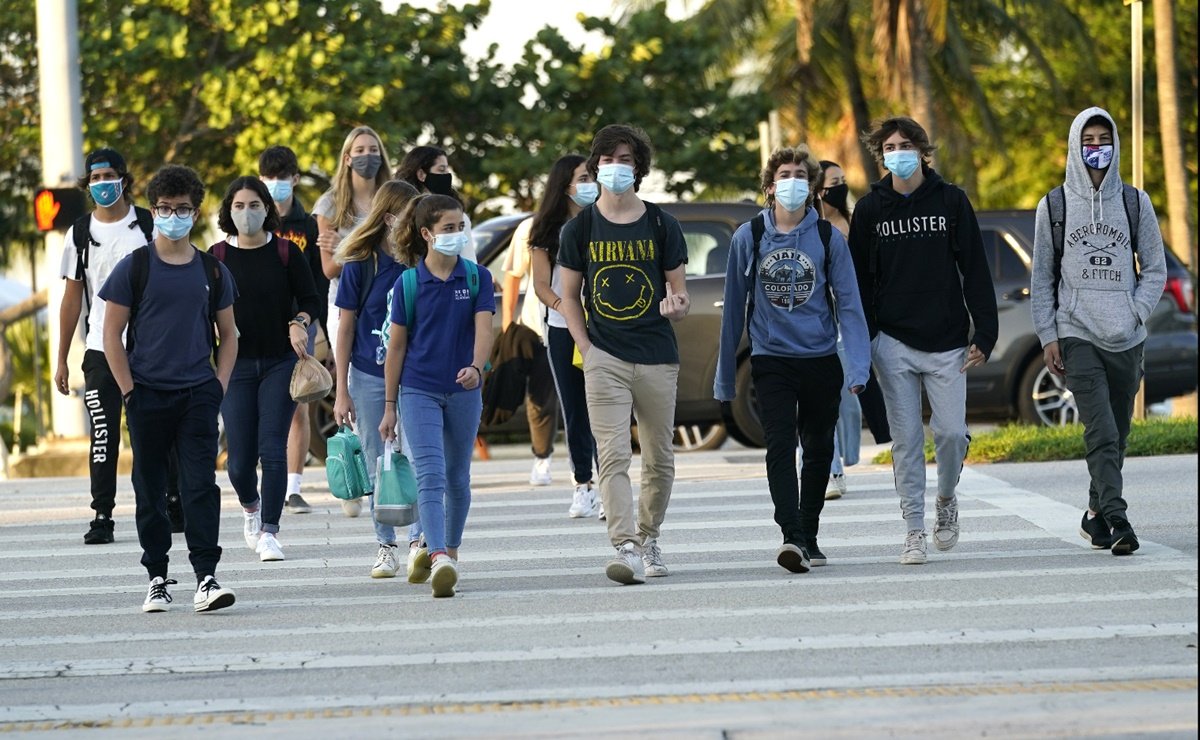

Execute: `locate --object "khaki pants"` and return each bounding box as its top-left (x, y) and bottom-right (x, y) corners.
top-left (583, 346), bottom-right (679, 548)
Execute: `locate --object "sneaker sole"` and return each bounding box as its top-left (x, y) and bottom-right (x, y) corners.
top-left (776, 549), bottom-right (810, 574)
top-left (195, 592), bottom-right (236, 613)
top-left (644, 566), bottom-right (669, 578)
top-left (1111, 535), bottom-right (1140, 556)
top-left (605, 562), bottom-right (645, 585)
top-left (824, 490), bottom-right (843, 501)
top-left (1078, 527), bottom-right (1112, 550)
top-left (371, 568), bottom-right (397, 579)
top-left (932, 531), bottom-right (959, 551)
top-left (808, 555), bottom-right (827, 567)
top-left (259, 551), bottom-right (285, 562)
top-left (286, 507), bottom-right (312, 514)
top-left (899, 553), bottom-right (928, 565)
top-left (83, 536), bottom-right (114, 545)
top-left (142, 603), bottom-right (169, 613)
top-left (431, 568), bottom-right (458, 597)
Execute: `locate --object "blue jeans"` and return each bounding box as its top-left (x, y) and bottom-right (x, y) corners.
top-left (348, 365), bottom-right (401, 545)
top-left (400, 386), bottom-right (481, 554)
top-left (221, 354), bottom-right (297, 533)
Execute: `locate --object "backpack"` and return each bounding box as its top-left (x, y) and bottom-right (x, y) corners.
top-left (1046, 183), bottom-right (1142, 309)
top-left (324, 425), bottom-right (373, 499)
top-left (126, 245), bottom-right (224, 354)
top-left (211, 237), bottom-right (290, 267)
top-left (747, 214), bottom-right (835, 338)
top-left (72, 206), bottom-right (155, 325)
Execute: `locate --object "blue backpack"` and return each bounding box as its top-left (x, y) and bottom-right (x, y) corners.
top-left (324, 426), bottom-right (372, 499)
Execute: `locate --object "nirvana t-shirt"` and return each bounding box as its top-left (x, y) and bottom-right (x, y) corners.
top-left (556, 204), bottom-right (687, 365)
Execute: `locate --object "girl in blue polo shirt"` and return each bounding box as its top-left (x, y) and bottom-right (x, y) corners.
top-left (379, 194), bottom-right (496, 598)
top-left (332, 180), bottom-right (419, 579)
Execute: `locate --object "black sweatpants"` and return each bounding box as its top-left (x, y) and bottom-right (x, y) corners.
top-left (752, 353), bottom-right (843, 545)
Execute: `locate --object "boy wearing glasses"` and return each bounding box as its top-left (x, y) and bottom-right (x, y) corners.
top-left (100, 165), bottom-right (241, 613)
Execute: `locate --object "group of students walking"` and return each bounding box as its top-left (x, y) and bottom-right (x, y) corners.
top-left (55, 106), bottom-right (1165, 612)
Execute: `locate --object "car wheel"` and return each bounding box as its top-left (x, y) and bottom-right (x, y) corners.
top-left (673, 423), bottom-right (727, 451)
top-left (725, 360), bottom-right (766, 448)
top-left (308, 387), bottom-right (337, 463)
top-left (1017, 358), bottom-right (1079, 426)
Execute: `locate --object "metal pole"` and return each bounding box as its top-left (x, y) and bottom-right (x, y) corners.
top-left (36, 0), bottom-right (87, 438)
top-left (1130, 0), bottom-right (1147, 420)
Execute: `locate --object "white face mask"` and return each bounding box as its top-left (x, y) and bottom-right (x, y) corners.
top-left (773, 177), bottom-right (810, 212)
top-left (432, 231), bottom-right (469, 256)
top-left (597, 163), bottom-right (636, 194)
top-left (570, 182), bottom-right (599, 207)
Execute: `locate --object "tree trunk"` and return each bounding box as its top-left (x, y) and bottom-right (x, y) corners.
top-left (908, 0), bottom-right (936, 142)
top-left (1153, 0), bottom-right (1194, 267)
top-left (837, 2), bottom-right (879, 183)
top-left (793, 0), bottom-right (814, 141)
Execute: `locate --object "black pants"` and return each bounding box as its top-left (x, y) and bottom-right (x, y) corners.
top-left (859, 367), bottom-right (891, 444)
top-left (545, 326), bottom-right (597, 484)
top-left (752, 353), bottom-right (843, 545)
top-left (126, 379), bottom-right (224, 581)
top-left (82, 350), bottom-right (123, 517)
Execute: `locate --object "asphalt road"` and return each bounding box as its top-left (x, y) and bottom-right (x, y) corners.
top-left (0, 442), bottom-right (1195, 738)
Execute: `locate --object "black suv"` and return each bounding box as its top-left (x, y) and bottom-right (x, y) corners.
top-left (469, 205), bottom-right (1198, 450)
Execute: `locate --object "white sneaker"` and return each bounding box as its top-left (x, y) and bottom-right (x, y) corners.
top-left (243, 509), bottom-right (261, 551)
top-left (371, 544), bottom-right (399, 578)
top-left (430, 554), bottom-right (458, 597)
top-left (568, 482), bottom-right (598, 518)
top-left (642, 538), bottom-right (669, 577)
top-left (899, 529), bottom-right (928, 565)
top-left (256, 532), bottom-right (285, 561)
top-left (530, 456), bottom-right (553, 486)
top-left (341, 497), bottom-right (363, 518)
top-left (194, 575), bottom-right (236, 613)
top-left (605, 541), bottom-right (645, 585)
top-left (933, 496), bottom-right (960, 551)
top-left (825, 474), bottom-right (847, 500)
top-left (598, 501), bottom-right (606, 521)
top-left (142, 577), bottom-right (177, 613)
top-left (407, 543), bottom-right (431, 584)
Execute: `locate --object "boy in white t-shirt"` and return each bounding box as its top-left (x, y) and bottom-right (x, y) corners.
top-left (53, 148), bottom-right (178, 544)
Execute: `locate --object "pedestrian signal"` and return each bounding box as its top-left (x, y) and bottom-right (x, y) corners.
top-left (34, 188), bottom-right (86, 232)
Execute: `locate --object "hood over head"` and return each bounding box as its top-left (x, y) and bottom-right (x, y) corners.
top-left (1066, 106), bottom-right (1122, 197)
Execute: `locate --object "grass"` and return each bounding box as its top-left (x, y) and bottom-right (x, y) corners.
top-left (871, 417), bottom-right (1198, 464)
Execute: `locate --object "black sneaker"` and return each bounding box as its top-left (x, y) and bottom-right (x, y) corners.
top-left (1079, 511), bottom-right (1111, 549)
top-left (1109, 518), bottom-right (1140, 556)
top-left (285, 493), bottom-right (313, 514)
top-left (805, 540), bottom-right (827, 567)
top-left (84, 515), bottom-right (114, 545)
top-left (776, 543), bottom-right (811, 573)
top-left (166, 494), bottom-right (186, 533)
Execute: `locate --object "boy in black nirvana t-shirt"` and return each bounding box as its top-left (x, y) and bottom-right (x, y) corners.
top-left (557, 124), bottom-right (690, 585)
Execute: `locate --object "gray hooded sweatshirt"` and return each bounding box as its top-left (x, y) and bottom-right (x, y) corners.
top-left (1031, 107), bottom-right (1167, 353)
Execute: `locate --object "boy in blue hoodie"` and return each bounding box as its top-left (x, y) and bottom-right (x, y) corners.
top-left (1030, 107), bottom-right (1166, 556)
top-left (715, 145), bottom-right (870, 573)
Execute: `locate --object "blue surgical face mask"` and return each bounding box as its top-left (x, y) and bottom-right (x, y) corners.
top-left (155, 213), bottom-right (193, 241)
top-left (1082, 144), bottom-right (1114, 170)
top-left (263, 178), bottom-right (293, 203)
top-left (883, 150), bottom-right (920, 180)
top-left (432, 231), bottom-right (469, 257)
top-left (773, 177), bottom-right (810, 212)
top-left (597, 163), bottom-right (636, 194)
top-left (89, 179), bottom-right (123, 208)
top-left (570, 182), bottom-right (599, 207)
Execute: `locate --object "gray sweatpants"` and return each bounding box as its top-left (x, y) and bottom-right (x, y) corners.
top-left (872, 333), bottom-right (970, 532)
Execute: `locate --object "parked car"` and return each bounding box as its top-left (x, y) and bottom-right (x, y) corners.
top-left (317, 205), bottom-right (1195, 457)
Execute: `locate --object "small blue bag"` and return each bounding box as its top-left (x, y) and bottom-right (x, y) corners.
top-left (374, 440), bottom-right (417, 527)
top-left (325, 425), bottom-right (373, 500)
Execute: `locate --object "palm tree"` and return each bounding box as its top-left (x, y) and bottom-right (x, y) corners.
top-left (1153, 0), bottom-right (1195, 268)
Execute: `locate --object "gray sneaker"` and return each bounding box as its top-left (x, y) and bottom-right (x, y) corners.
top-left (900, 529), bottom-right (928, 565)
top-left (933, 496), bottom-right (960, 551)
top-left (642, 538), bottom-right (669, 577)
top-left (605, 542), bottom-right (645, 585)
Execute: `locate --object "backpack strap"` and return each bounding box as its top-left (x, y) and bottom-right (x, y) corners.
top-left (126, 246), bottom-right (151, 352)
top-left (817, 218), bottom-right (836, 321)
top-left (132, 206), bottom-right (154, 243)
top-left (464, 257), bottom-right (480, 303)
top-left (402, 265), bottom-right (418, 329)
top-left (744, 214), bottom-right (766, 350)
top-left (356, 251), bottom-right (379, 317)
top-left (211, 241), bottom-right (227, 262)
top-left (276, 235), bottom-right (290, 267)
top-left (942, 185), bottom-right (960, 252)
top-left (1048, 185), bottom-right (1066, 310)
top-left (197, 249), bottom-right (224, 352)
top-left (1122, 183), bottom-right (1141, 279)
top-left (575, 205), bottom-right (594, 303)
top-left (72, 214), bottom-right (95, 321)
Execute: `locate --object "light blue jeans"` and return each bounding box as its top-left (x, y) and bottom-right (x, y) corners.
top-left (400, 386), bottom-right (482, 555)
top-left (348, 366), bottom-right (399, 545)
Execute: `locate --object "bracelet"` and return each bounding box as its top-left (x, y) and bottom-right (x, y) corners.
top-left (470, 365), bottom-right (482, 378)
top-left (122, 390), bottom-right (133, 404)
top-left (290, 316), bottom-right (309, 328)
top-left (551, 298), bottom-right (562, 311)
top-left (384, 399), bottom-right (397, 405)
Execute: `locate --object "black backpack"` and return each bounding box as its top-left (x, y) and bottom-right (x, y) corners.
top-left (126, 245), bottom-right (224, 354)
top-left (572, 202), bottom-right (670, 302)
top-left (1046, 183), bottom-right (1142, 309)
top-left (72, 206), bottom-right (155, 325)
top-left (746, 214), bottom-right (835, 347)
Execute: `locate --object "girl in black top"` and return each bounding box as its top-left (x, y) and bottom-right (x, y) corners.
top-left (209, 176), bottom-right (321, 563)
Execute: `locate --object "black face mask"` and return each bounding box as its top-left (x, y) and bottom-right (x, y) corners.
top-left (425, 172), bottom-right (453, 196)
top-left (823, 183), bottom-right (849, 212)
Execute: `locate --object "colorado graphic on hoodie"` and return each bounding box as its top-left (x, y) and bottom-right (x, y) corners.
top-left (713, 206), bottom-right (871, 402)
top-left (1031, 106), bottom-right (1167, 353)
top-left (847, 167), bottom-right (998, 358)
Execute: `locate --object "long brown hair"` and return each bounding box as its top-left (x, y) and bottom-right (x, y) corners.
top-left (529, 154), bottom-right (586, 264)
top-left (335, 180), bottom-right (420, 265)
top-left (327, 126), bottom-right (392, 231)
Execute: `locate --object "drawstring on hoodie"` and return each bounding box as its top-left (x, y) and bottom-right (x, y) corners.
top-left (1090, 187), bottom-right (1104, 228)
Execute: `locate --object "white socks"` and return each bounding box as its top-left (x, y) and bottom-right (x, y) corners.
top-left (287, 473), bottom-right (302, 496)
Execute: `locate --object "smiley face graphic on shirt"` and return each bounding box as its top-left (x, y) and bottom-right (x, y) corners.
top-left (591, 264), bottom-right (655, 320)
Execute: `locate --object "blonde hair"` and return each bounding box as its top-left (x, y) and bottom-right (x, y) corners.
top-left (328, 126), bottom-right (392, 231)
top-left (335, 180), bottom-right (420, 265)
top-left (391, 193), bottom-right (463, 267)
top-left (760, 145), bottom-right (823, 209)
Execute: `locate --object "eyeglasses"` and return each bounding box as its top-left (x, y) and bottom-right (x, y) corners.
top-left (152, 204), bottom-right (196, 219)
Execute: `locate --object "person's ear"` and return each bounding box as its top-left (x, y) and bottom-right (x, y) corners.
top-left (417, 169), bottom-right (427, 183)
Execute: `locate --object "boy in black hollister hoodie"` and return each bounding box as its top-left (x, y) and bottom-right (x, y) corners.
top-left (848, 116), bottom-right (998, 566)
top-left (1030, 107), bottom-right (1166, 556)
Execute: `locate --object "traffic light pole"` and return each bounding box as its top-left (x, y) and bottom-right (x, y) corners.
top-left (37, 0), bottom-right (86, 439)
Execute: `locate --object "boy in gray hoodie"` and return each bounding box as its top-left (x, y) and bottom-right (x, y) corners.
top-left (1030, 107), bottom-right (1167, 556)
top-left (715, 145), bottom-right (870, 573)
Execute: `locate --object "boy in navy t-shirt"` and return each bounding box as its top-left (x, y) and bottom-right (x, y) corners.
top-left (99, 164), bottom-right (240, 614)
